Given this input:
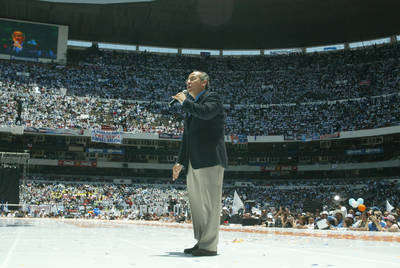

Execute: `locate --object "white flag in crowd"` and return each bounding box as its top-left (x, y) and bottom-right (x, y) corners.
top-left (232, 190), bottom-right (244, 215)
top-left (386, 200), bottom-right (394, 212)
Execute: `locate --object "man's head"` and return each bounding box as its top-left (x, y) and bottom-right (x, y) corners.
top-left (373, 210), bottom-right (382, 219)
top-left (299, 216), bottom-right (307, 225)
top-left (334, 211), bottom-right (343, 222)
top-left (383, 211), bottom-right (389, 216)
top-left (344, 214), bottom-right (354, 226)
top-left (384, 215), bottom-right (396, 227)
top-left (261, 209), bottom-right (267, 215)
top-left (320, 211), bottom-right (328, 219)
top-left (186, 71), bottom-right (209, 97)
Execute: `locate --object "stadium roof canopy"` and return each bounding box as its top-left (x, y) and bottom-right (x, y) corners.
top-left (1, 0), bottom-right (399, 49)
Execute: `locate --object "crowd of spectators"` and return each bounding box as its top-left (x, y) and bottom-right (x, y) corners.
top-left (0, 80), bottom-right (183, 134)
top-left (226, 94), bottom-right (400, 136)
top-left (225, 178), bottom-right (399, 213)
top-left (69, 43), bottom-right (400, 104)
top-left (14, 178), bottom-right (189, 222)
top-left (1, 176), bottom-right (398, 232)
top-left (0, 43), bottom-right (399, 136)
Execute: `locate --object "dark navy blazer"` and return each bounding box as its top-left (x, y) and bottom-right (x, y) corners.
top-left (177, 90), bottom-right (228, 171)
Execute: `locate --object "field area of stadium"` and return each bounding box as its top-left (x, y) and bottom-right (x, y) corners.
top-left (1, 217), bottom-right (399, 268)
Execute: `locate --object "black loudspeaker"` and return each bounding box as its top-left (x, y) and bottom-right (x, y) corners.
top-left (242, 218), bottom-right (261, 226)
top-left (303, 200), bottom-right (323, 213)
top-left (0, 167), bottom-right (21, 206)
top-left (230, 214), bottom-right (243, 224)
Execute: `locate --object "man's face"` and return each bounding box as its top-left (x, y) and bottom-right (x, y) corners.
top-left (374, 211), bottom-right (382, 218)
top-left (186, 72), bottom-right (206, 96)
top-left (344, 217), bottom-right (353, 226)
top-left (385, 220), bottom-right (393, 227)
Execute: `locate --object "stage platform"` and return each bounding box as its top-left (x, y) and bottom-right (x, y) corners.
top-left (1, 217), bottom-right (399, 268)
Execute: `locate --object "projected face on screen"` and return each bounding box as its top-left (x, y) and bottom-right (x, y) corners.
top-left (0, 19), bottom-right (58, 59)
top-left (12, 31), bottom-right (25, 52)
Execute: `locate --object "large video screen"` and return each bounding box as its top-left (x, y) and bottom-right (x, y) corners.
top-left (0, 19), bottom-right (58, 59)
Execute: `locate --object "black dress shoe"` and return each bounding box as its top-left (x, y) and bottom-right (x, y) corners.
top-left (184, 244), bottom-right (199, 254)
top-left (191, 248), bottom-right (217, 256)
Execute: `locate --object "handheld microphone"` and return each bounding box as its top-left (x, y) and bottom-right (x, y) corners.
top-left (169, 90), bottom-right (188, 107)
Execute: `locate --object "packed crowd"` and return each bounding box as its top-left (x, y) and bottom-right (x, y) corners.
top-left (0, 42), bottom-right (399, 136)
top-left (14, 179), bottom-right (189, 222)
top-left (69, 43), bottom-right (400, 104)
top-left (226, 94), bottom-right (400, 136)
top-left (1, 176), bottom-right (398, 232)
top-left (226, 178), bottom-right (399, 213)
top-left (0, 80), bottom-right (183, 134)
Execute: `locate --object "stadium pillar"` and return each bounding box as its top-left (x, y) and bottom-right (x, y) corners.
top-left (219, 49), bottom-right (223, 56)
top-left (178, 48), bottom-right (182, 55)
top-left (136, 45), bottom-right (139, 51)
top-left (344, 42), bottom-right (350, 50)
top-left (301, 47), bottom-right (306, 54)
top-left (260, 49), bottom-right (264, 56)
top-left (390, 36), bottom-right (397, 44)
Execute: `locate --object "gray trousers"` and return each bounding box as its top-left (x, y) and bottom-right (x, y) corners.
top-left (187, 161), bottom-right (224, 252)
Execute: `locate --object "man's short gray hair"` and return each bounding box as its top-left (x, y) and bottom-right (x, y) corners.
top-left (195, 70), bottom-right (210, 89)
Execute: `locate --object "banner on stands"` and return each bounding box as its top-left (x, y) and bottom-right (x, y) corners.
top-left (58, 160), bottom-right (97, 167)
top-left (346, 148), bottom-right (383, 155)
top-left (284, 135), bottom-right (295, 141)
top-left (24, 127), bottom-right (84, 136)
top-left (91, 130), bottom-right (122, 144)
top-left (158, 133), bottom-right (182, 140)
top-left (285, 132), bottom-right (340, 142)
top-left (86, 148), bottom-right (125, 154)
top-left (320, 132), bottom-right (340, 140)
top-left (260, 165), bottom-right (276, 172)
top-left (231, 134), bottom-right (248, 144)
top-left (276, 165), bottom-right (298, 171)
top-left (261, 165), bottom-right (297, 172)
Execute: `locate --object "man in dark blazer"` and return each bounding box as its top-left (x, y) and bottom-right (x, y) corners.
top-left (172, 70), bottom-right (228, 256)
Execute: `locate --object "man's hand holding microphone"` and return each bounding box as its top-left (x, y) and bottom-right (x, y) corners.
top-left (169, 90), bottom-right (187, 106)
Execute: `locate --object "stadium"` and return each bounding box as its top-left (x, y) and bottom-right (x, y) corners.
top-left (0, 0), bottom-right (399, 267)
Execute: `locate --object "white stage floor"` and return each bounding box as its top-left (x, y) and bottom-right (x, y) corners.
top-left (1, 218), bottom-right (400, 268)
